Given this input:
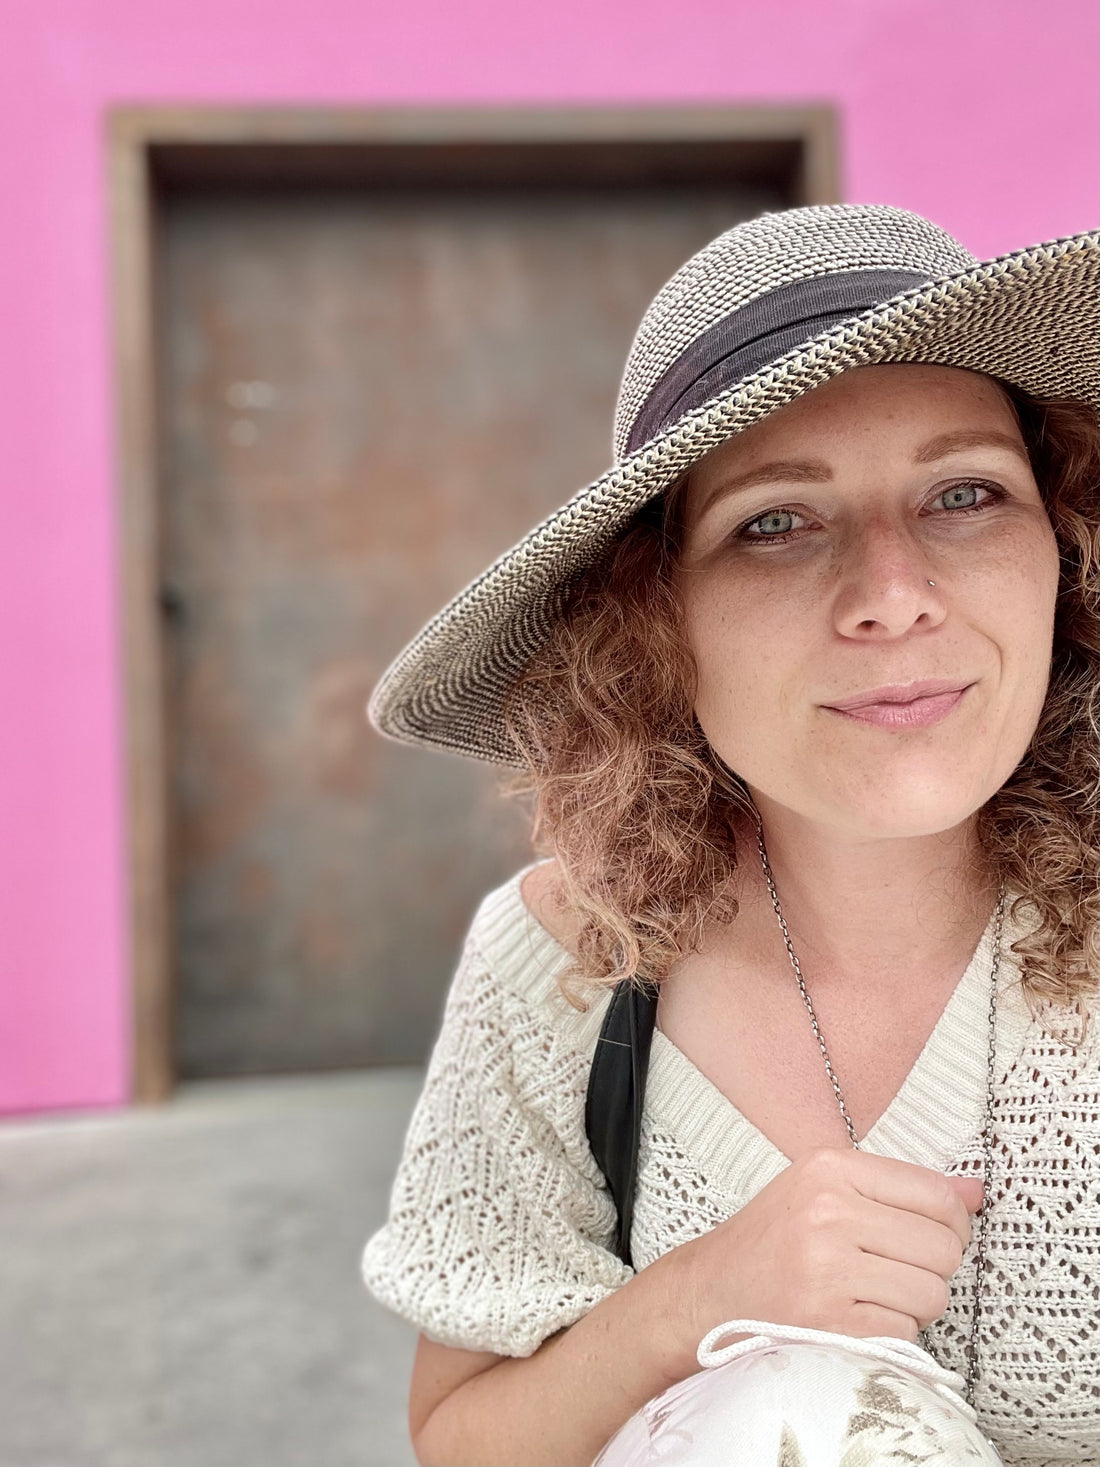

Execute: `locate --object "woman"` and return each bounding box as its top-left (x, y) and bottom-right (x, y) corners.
top-left (360, 205), bottom-right (1097, 1466)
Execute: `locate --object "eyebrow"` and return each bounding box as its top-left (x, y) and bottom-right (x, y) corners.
top-left (693, 429), bottom-right (1033, 524)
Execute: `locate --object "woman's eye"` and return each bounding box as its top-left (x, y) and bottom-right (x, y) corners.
top-left (935, 479), bottom-right (1000, 511)
top-left (742, 513), bottom-right (803, 542)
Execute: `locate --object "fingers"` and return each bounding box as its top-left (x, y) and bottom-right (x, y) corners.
top-left (820, 1148), bottom-right (973, 1251)
top-left (845, 1301), bottom-right (922, 1344)
top-left (948, 1174), bottom-right (986, 1219)
top-left (851, 1252), bottom-right (953, 1332)
top-left (854, 1196), bottom-right (966, 1282)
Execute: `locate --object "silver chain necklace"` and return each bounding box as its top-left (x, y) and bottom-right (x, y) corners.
top-left (753, 821), bottom-right (1005, 1410)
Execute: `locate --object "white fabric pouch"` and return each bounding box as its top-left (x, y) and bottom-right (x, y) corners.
top-left (591, 1318), bottom-right (1005, 1466)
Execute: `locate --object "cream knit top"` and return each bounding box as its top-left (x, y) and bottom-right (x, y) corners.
top-left (361, 864), bottom-right (1099, 1467)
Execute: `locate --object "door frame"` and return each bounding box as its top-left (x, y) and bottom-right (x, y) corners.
top-left (107, 103), bottom-right (840, 1102)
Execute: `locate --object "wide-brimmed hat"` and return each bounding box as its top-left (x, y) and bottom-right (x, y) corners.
top-left (367, 203), bottom-right (1099, 767)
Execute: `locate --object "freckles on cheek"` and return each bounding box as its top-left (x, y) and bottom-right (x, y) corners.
top-left (974, 538), bottom-right (1060, 683)
top-left (976, 516), bottom-right (1061, 608)
top-left (687, 588), bottom-right (740, 678)
top-left (687, 583), bottom-right (775, 718)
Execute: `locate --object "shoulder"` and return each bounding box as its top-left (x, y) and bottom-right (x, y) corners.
top-left (426, 865), bottom-right (618, 1169)
top-left (519, 858), bottom-right (584, 958)
top-left (458, 860), bottom-right (601, 1031)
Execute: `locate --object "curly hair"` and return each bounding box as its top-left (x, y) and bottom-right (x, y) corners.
top-left (501, 380), bottom-right (1098, 1039)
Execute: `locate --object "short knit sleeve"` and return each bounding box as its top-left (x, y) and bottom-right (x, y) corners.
top-left (360, 888), bottom-right (633, 1357)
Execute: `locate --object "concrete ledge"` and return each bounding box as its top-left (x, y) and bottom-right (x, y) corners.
top-left (0, 1069), bottom-right (426, 1467)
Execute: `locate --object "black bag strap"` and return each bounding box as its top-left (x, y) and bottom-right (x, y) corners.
top-left (584, 976), bottom-right (661, 1270)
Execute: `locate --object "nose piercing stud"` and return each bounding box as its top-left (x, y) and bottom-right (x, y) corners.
top-left (928, 580), bottom-right (936, 586)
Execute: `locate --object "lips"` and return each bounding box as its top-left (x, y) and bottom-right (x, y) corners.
top-left (821, 679), bottom-right (976, 732)
top-left (824, 679), bottom-right (973, 712)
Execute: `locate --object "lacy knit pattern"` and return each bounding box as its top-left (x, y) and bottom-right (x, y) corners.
top-left (361, 866), bottom-right (1099, 1467)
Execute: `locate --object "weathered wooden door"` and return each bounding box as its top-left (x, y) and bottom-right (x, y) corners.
top-left (157, 166), bottom-right (786, 1078)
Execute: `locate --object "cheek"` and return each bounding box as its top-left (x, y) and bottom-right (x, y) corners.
top-left (684, 580), bottom-right (794, 730)
top-left (1004, 563), bottom-right (1061, 730)
top-left (984, 520), bottom-right (1061, 667)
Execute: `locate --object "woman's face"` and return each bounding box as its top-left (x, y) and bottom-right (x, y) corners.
top-left (675, 364), bottom-right (1061, 840)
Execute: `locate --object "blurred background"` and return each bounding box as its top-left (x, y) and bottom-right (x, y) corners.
top-left (0, 1), bottom-right (1096, 1463)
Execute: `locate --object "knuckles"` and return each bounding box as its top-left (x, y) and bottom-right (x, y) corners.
top-left (802, 1188), bottom-right (849, 1234)
top-left (803, 1146), bottom-right (848, 1181)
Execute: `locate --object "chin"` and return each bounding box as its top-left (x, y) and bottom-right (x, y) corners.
top-left (819, 790), bottom-right (990, 840)
top-left (735, 752), bottom-right (1013, 841)
top-left (851, 810), bottom-right (980, 841)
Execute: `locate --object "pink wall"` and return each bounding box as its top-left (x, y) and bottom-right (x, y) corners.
top-left (1, 0), bottom-right (1096, 1115)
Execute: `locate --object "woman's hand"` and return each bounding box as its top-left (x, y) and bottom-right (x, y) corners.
top-left (665, 1147), bottom-right (982, 1362)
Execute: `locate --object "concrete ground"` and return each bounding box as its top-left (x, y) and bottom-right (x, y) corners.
top-left (0, 1069), bottom-right (428, 1467)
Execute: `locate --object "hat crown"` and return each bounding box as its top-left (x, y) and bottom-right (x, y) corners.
top-left (613, 203), bottom-right (978, 462)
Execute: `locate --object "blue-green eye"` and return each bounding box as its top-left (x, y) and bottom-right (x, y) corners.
top-left (932, 481), bottom-right (1009, 516)
top-left (937, 480), bottom-right (987, 510)
top-left (753, 510), bottom-right (797, 536)
top-left (734, 506), bottom-right (809, 543)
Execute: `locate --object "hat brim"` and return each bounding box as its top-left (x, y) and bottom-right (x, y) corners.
top-left (368, 230), bottom-right (1099, 767)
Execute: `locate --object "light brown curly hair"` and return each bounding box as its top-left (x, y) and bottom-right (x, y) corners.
top-left (501, 378), bottom-right (1098, 1038)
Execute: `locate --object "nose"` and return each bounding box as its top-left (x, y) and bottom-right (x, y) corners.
top-left (832, 518), bottom-right (945, 639)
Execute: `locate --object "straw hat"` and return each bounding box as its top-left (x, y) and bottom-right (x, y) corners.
top-left (366, 204), bottom-right (1099, 767)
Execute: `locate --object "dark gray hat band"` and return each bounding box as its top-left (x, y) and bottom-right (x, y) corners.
top-left (625, 267), bottom-right (932, 455)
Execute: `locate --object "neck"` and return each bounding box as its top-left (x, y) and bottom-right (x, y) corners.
top-left (729, 797), bottom-right (1000, 991)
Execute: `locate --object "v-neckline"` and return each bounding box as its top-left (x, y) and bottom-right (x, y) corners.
top-left (505, 864), bottom-right (1035, 1199)
top-left (643, 900), bottom-right (1035, 1197)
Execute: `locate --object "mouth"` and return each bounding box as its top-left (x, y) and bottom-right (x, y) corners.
top-left (822, 684), bottom-right (974, 729)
